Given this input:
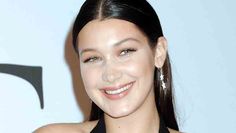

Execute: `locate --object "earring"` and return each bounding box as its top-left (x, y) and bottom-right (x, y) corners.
top-left (159, 68), bottom-right (166, 91)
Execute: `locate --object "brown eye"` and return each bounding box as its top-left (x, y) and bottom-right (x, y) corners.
top-left (120, 48), bottom-right (137, 56)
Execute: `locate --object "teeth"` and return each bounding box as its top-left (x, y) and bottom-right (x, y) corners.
top-left (105, 83), bottom-right (132, 95)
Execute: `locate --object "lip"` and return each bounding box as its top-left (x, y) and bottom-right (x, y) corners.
top-left (101, 81), bottom-right (135, 91)
top-left (100, 81), bottom-right (135, 100)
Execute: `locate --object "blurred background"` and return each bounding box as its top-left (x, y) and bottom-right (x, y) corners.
top-left (0, 0), bottom-right (235, 132)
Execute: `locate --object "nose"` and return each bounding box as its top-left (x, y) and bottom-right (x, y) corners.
top-left (102, 61), bottom-right (122, 83)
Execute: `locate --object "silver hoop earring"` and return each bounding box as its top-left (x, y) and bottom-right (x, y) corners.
top-left (159, 68), bottom-right (166, 91)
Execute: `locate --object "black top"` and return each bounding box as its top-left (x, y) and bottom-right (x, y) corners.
top-left (91, 116), bottom-right (170, 133)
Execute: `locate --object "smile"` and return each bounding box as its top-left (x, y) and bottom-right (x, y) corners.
top-left (101, 81), bottom-right (135, 100)
top-left (105, 83), bottom-right (133, 95)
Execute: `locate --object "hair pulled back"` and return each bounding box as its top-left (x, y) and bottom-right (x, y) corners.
top-left (72, 0), bottom-right (179, 130)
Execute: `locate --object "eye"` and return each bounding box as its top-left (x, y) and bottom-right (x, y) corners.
top-left (120, 48), bottom-right (137, 56)
top-left (83, 56), bottom-right (101, 63)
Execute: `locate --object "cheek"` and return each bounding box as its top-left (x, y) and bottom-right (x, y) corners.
top-left (80, 66), bottom-right (101, 91)
top-left (124, 53), bottom-right (155, 78)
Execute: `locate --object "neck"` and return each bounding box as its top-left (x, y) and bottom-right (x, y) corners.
top-left (104, 89), bottom-right (160, 133)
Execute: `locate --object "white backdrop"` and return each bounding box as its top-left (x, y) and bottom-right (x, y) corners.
top-left (0, 0), bottom-right (235, 133)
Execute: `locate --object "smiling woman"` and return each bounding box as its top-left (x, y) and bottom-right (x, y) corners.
top-left (35, 0), bottom-right (181, 133)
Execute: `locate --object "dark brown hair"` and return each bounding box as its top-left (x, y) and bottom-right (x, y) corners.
top-left (72, 0), bottom-right (179, 130)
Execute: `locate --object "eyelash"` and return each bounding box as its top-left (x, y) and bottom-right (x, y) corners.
top-left (83, 56), bottom-right (101, 63)
top-left (120, 48), bottom-right (137, 56)
top-left (83, 48), bottom-right (137, 63)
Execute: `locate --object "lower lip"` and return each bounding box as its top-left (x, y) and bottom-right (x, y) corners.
top-left (102, 81), bottom-right (135, 100)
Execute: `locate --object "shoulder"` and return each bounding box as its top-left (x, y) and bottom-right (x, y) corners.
top-left (168, 128), bottom-right (183, 133)
top-left (33, 120), bottom-right (99, 133)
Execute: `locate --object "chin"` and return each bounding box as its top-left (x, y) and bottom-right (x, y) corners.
top-left (105, 106), bottom-right (135, 118)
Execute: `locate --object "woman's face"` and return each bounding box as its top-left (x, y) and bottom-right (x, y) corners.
top-left (77, 19), bottom-right (156, 118)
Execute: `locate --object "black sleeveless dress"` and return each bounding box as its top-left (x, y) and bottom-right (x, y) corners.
top-left (90, 116), bottom-right (170, 133)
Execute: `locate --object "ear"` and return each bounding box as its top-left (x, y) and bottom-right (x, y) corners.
top-left (154, 36), bottom-right (168, 68)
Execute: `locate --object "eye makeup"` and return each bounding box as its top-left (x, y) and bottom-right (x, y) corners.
top-left (83, 56), bottom-right (101, 63)
top-left (119, 48), bottom-right (137, 56)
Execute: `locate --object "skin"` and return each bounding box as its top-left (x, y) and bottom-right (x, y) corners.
top-left (34, 19), bottom-right (180, 133)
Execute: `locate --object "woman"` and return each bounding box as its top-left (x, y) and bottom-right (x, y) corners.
top-left (35, 0), bottom-right (181, 132)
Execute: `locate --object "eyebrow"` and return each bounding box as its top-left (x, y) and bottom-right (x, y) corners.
top-left (79, 38), bottom-right (140, 56)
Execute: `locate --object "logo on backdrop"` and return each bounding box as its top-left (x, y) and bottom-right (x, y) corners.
top-left (0, 64), bottom-right (44, 109)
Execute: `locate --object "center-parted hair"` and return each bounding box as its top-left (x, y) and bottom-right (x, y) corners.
top-left (72, 0), bottom-right (179, 130)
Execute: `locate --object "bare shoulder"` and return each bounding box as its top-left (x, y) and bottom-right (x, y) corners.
top-left (33, 120), bottom-right (99, 133)
top-left (168, 128), bottom-right (183, 133)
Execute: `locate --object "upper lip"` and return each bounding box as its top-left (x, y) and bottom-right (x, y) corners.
top-left (100, 81), bottom-right (135, 91)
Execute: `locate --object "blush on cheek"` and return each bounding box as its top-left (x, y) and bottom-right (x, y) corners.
top-left (125, 57), bottom-right (154, 78)
top-left (81, 67), bottom-right (102, 89)
top-left (124, 62), bottom-right (141, 77)
top-left (80, 68), bottom-right (92, 86)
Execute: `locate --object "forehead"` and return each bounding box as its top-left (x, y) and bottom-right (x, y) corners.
top-left (77, 19), bottom-right (148, 48)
